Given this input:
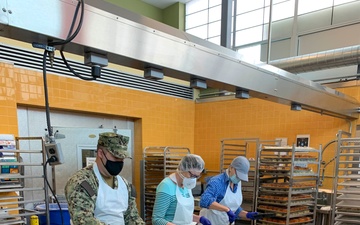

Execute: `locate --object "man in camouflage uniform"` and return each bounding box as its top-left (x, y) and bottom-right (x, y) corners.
top-left (65, 132), bottom-right (144, 225)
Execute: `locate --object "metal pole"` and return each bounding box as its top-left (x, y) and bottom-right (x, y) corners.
top-left (221, 0), bottom-right (232, 48)
top-left (266, 0), bottom-right (273, 64)
top-left (232, 0), bottom-right (237, 49)
top-left (290, 0), bottom-right (299, 56)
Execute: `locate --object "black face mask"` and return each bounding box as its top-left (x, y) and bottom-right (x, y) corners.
top-left (102, 152), bottom-right (124, 176)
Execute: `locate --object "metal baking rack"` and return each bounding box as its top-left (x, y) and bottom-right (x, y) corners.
top-left (331, 131), bottom-right (360, 225)
top-left (220, 138), bottom-right (263, 225)
top-left (140, 146), bottom-right (190, 225)
top-left (0, 136), bottom-right (50, 225)
top-left (255, 144), bottom-right (321, 225)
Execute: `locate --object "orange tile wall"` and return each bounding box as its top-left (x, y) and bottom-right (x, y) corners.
top-left (0, 62), bottom-right (195, 208)
top-left (0, 63), bottom-right (18, 135)
top-left (194, 97), bottom-right (356, 189)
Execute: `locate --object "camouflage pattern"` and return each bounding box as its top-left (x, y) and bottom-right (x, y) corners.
top-left (98, 132), bottom-right (131, 159)
top-left (64, 164), bottom-right (144, 225)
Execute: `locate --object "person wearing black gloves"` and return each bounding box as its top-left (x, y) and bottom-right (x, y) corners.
top-left (199, 156), bottom-right (258, 224)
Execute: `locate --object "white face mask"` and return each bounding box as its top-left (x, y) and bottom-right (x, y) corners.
top-left (178, 170), bottom-right (198, 189)
top-left (183, 177), bottom-right (197, 189)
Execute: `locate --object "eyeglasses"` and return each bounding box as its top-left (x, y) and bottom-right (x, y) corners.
top-left (188, 171), bottom-right (201, 179)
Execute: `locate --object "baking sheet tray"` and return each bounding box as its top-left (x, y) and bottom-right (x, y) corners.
top-left (337, 194), bottom-right (360, 200)
top-left (258, 200), bottom-right (314, 206)
top-left (259, 171), bottom-right (316, 177)
top-left (336, 201), bottom-right (360, 214)
top-left (257, 222), bottom-right (313, 225)
top-left (336, 200), bottom-right (360, 209)
top-left (261, 184), bottom-right (315, 189)
top-left (258, 195), bottom-right (313, 202)
top-left (261, 158), bottom-right (316, 162)
top-left (336, 215), bottom-right (360, 224)
top-left (338, 188), bottom-right (360, 194)
top-left (259, 218), bottom-right (313, 225)
top-left (338, 175), bottom-right (360, 179)
top-left (338, 181), bottom-right (360, 187)
top-left (336, 211), bottom-right (360, 217)
top-left (260, 188), bottom-right (314, 194)
top-left (257, 206), bottom-right (310, 217)
top-left (263, 146), bottom-right (293, 150)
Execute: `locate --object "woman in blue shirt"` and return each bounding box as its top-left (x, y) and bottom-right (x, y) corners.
top-left (152, 154), bottom-right (211, 225)
top-left (199, 156), bottom-right (258, 224)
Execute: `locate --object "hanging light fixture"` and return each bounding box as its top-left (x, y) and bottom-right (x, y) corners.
top-left (144, 67), bottom-right (164, 80)
top-left (235, 88), bottom-right (250, 99)
top-left (190, 78), bottom-right (207, 89)
top-left (291, 103), bottom-right (302, 111)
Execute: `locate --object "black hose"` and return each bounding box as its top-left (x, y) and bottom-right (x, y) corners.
top-left (42, 50), bottom-right (53, 138)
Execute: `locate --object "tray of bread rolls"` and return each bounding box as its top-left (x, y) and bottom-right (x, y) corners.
top-left (257, 205), bottom-right (311, 218)
top-left (258, 194), bottom-right (314, 206)
top-left (260, 183), bottom-right (315, 192)
top-left (336, 200), bottom-right (360, 213)
top-left (259, 166), bottom-right (315, 176)
top-left (258, 216), bottom-right (313, 225)
top-left (262, 146), bottom-right (317, 151)
top-left (261, 155), bottom-right (317, 163)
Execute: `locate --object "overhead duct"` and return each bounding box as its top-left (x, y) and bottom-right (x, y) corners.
top-left (270, 45), bottom-right (360, 74)
top-left (0, 0), bottom-right (358, 119)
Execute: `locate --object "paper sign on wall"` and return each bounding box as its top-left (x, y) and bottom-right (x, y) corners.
top-left (86, 157), bottom-right (96, 167)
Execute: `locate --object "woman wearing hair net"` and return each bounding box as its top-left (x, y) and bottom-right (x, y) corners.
top-left (199, 156), bottom-right (258, 224)
top-left (152, 154), bottom-right (211, 225)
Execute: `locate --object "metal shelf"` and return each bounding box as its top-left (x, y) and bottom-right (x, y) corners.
top-left (0, 136), bottom-right (49, 225)
top-left (140, 146), bottom-right (190, 225)
top-left (332, 131), bottom-right (360, 224)
top-left (255, 144), bottom-right (321, 225)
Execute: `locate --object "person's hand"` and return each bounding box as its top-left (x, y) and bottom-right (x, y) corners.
top-left (226, 209), bottom-right (236, 223)
top-left (199, 216), bottom-right (211, 225)
top-left (246, 212), bottom-right (258, 220)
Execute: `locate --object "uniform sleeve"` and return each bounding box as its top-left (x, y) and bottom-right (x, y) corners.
top-left (64, 177), bottom-right (105, 225)
top-left (123, 181), bottom-right (145, 225)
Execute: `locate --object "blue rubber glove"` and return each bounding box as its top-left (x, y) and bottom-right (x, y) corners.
top-left (246, 212), bottom-right (259, 220)
top-left (226, 209), bottom-right (236, 223)
top-left (199, 216), bottom-right (211, 225)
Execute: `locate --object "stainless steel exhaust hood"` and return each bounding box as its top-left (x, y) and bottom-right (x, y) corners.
top-left (0, 0), bottom-right (358, 119)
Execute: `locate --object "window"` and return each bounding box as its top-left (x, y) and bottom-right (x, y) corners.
top-left (186, 10), bottom-right (208, 29)
top-left (298, 0), bottom-right (333, 15)
top-left (235, 26), bottom-right (263, 46)
top-left (185, 0), bottom-right (221, 41)
top-left (237, 44), bottom-right (262, 64)
top-left (185, 0), bottom-right (360, 49)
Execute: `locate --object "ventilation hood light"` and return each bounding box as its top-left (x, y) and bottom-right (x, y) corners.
top-left (84, 52), bottom-right (108, 67)
top-left (144, 67), bottom-right (164, 80)
top-left (235, 89), bottom-right (250, 99)
top-left (291, 103), bottom-right (302, 111)
top-left (190, 78), bottom-right (207, 89)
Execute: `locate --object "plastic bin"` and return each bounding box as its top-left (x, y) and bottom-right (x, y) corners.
top-left (35, 203), bottom-right (71, 225)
